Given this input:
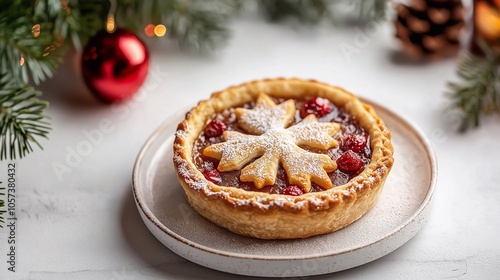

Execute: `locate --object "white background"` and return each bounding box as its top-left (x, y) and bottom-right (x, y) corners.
top-left (1, 4), bottom-right (500, 280)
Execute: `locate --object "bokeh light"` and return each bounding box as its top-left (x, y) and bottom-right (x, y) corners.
top-left (32, 24), bottom-right (40, 38)
top-left (144, 24), bottom-right (155, 37)
top-left (154, 24), bottom-right (167, 37)
top-left (106, 16), bottom-right (116, 33)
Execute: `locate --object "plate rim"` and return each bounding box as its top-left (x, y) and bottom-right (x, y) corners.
top-left (132, 97), bottom-right (438, 261)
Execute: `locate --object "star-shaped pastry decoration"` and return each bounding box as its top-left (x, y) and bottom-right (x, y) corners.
top-left (235, 94), bottom-right (295, 134)
top-left (203, 93), bottom-right (340, 192)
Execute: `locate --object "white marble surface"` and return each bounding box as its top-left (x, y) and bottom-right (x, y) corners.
top-left (1, 9), bottom-right (500, 280)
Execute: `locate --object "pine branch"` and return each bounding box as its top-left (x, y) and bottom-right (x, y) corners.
top-left (0, 76), bottom-right (50, 160)
top-left (355, 0), bottom-right (388, 22)
top-left (257, 0), bottom-right (388, 24)
top-left (50, 0), bottom-right (109, 51)
top-left (447, 41), bottom-right (500, 132)
top-left (0, 0), bottom-right (110, 161)
top-left (116, 0), bottom-right (242, 53)
top-left (0, 1), bottom-right (63, 85)
top-left (258, 0), bottom-right (332, 24)
top-left (0, 0), bottom-right (110, 86)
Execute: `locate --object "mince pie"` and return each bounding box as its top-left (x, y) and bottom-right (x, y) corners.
top-left (173, 78), bottom-right (394, 239)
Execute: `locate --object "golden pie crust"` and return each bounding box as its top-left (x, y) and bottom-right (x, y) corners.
top-left (173, 78), bottom-right (394, 239)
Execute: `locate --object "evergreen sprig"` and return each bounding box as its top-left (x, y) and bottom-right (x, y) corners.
top-left (354, 0), bottom-right (388, 22)
top-left (0, 1), bottom-right (62, 85)
top-left (257, 0), bottom-right (387, 24)
top-left (0, 0), bottom-right (67, 160)
top-left (258, 0), bottom-right (332, 24)
top-left (0, 77), bottom-right (50, 160)
top-left (447, 41), bottom-right (500, 132)
top-left (117, 0), bottom-right (242, 53)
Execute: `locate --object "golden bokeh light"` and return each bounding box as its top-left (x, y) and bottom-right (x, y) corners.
top-left (32, 24), bottom-right (41, 38)
top-left (20, 56), bottom-right (25, 66)
top-left (106, 16), bottom-right (116, 33)
top-left (144, 24), bottom-right (155, 37)
top-left (154, 24), bottom-right (167, 37)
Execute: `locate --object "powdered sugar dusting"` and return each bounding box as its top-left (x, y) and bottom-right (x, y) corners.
top-left (204, 94), bottom-right (340, 192)
top-left (176, 147), bottom-right (338, 210)
top-left (175, 123), bottom-right (192, 140)
top-left (239, 104), bottom-right (289, 134)
top-left (308, 196), bottom-right (324, 207)
top-left (175, 156), bottom-right (208, 191)
top-left (237, 94), bottom-right (294, 135)
top-left (287, 115), bottom-right (340, 148)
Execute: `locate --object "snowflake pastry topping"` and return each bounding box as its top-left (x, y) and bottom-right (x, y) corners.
top-left (203, 93), bottom-right (340, 192)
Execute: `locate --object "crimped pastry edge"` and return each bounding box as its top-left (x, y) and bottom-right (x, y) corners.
top-left (173, 78), bottom-right (394, 239)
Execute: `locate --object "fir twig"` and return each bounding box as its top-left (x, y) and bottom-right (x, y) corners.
top-left (447, 41), bottom-right (500, 132)
top-left (0, 76), bottom-right (51, 160)
top-left (117, 0), bottom-right (242, 53)
top-left (355, 0), bottom-right (388, 22)
top-left (257, 0), bottom-right (388, 24)
top-left (0, 0), bottom-right (108, 161)
top-left (0, 1), bottom-right (63, 85)
top-left (0, 0), bottom-right (69, 160)
top-left (52, 0), bottom-right (109, 51)
top-left (258, 0), bottom-right (332, 24)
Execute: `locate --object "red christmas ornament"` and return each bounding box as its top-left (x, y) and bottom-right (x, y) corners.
top-left (81, 28), bottom-right (149, 103)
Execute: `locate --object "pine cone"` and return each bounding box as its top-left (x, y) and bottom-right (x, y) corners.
top-left (394, 0), bottom-right (465, 58)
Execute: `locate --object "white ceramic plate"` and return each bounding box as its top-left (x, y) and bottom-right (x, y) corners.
top-left (132, 99), bottom-right (437, 278)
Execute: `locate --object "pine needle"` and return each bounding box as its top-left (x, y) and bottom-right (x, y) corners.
top-left (355, 0), bottom-right (388, 22)
top-left (257, 0), bottom-right (387, 24)
top-left (447, 41), bottom-right (500, 132)
top-left (258, 0), bottom-right (331, 24)
top-left (0, 76), bottom-right (50, 160)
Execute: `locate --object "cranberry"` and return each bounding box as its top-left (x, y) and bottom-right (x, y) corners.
top-left (337, 150), bottom-right (363, 173)
top-left (282, 185), bottom-right (304, 196)
top-left (341, 134), bottom-right (367, 153)
top-left (204, 119), bottom-right (227, 138)
top-left (300, 97), bottom-right (332, 118)
top-left (203, 168), bottom-right (222, 184)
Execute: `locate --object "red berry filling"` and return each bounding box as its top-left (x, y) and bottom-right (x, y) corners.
top-left (342, 134), bottom-right (367, 153)
top-left (300, 97), bottom-right (332, 118)
top-left (193, 97), bottom-right (371, 194)
top-left (203, 169), bottom-right (222, 184)
top-left (205, 119), bottom-right (227, 138)
top-left (337, 150), bottom-right (363, 173)
top-left (282, 185), bottom-right (304, 196)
